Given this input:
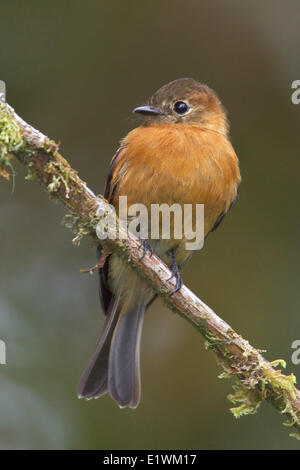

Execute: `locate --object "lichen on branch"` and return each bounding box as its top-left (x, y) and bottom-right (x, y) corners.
top-left (0, 106), bottom-right (23, 184)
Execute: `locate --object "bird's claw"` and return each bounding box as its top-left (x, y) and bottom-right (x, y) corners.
top-left (138, 238), bottom-right (153, 261)
top-left (169, 271), bottom-right (183, 295)
top-left (167, 249), bottom-right (183, 295)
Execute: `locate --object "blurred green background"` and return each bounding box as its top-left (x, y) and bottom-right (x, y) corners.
top-left (0, 0), bottom-right (299, 450)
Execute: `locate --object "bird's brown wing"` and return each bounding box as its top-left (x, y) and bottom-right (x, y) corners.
top-left (98, 147), bottom-right (126, 315)
top-left (98, 146), bottom-right (158, 314)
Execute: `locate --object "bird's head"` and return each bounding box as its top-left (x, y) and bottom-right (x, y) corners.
top-left (133, 78), bottom-right (228, 135)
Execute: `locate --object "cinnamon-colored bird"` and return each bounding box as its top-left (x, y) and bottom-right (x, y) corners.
top-left (77, 78), bottom-right (241, 408)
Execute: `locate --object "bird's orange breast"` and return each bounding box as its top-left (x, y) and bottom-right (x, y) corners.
top-left (111, 123), bottom-right (240, 236)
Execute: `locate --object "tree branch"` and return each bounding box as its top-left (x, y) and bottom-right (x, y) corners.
top-left (1, 102), bottom-right (299, 439)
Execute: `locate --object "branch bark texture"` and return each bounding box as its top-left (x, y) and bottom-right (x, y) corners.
top-left (0, 102), bottom-right (299, 439)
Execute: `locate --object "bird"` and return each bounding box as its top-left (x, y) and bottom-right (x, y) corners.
top-left (77, 78), bottom-right (241, 408)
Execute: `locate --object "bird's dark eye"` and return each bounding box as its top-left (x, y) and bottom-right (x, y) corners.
top-left (173, 101), bottom-right (189, 115)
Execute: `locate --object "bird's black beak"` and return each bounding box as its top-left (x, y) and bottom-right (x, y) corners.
top-left (133, 105), bottom-right (164, 116)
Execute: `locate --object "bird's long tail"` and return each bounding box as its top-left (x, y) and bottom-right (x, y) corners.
top-left (77, 295), bottom-right (146, 409)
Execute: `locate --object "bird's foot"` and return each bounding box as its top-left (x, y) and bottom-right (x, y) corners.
top-left (167, 249), bottom-right (183, 295)
top-left (138, 237), bottom-right (153, 261)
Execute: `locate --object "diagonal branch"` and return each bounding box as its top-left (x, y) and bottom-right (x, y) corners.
top-left (0, 102), bottom-right (299, 439)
